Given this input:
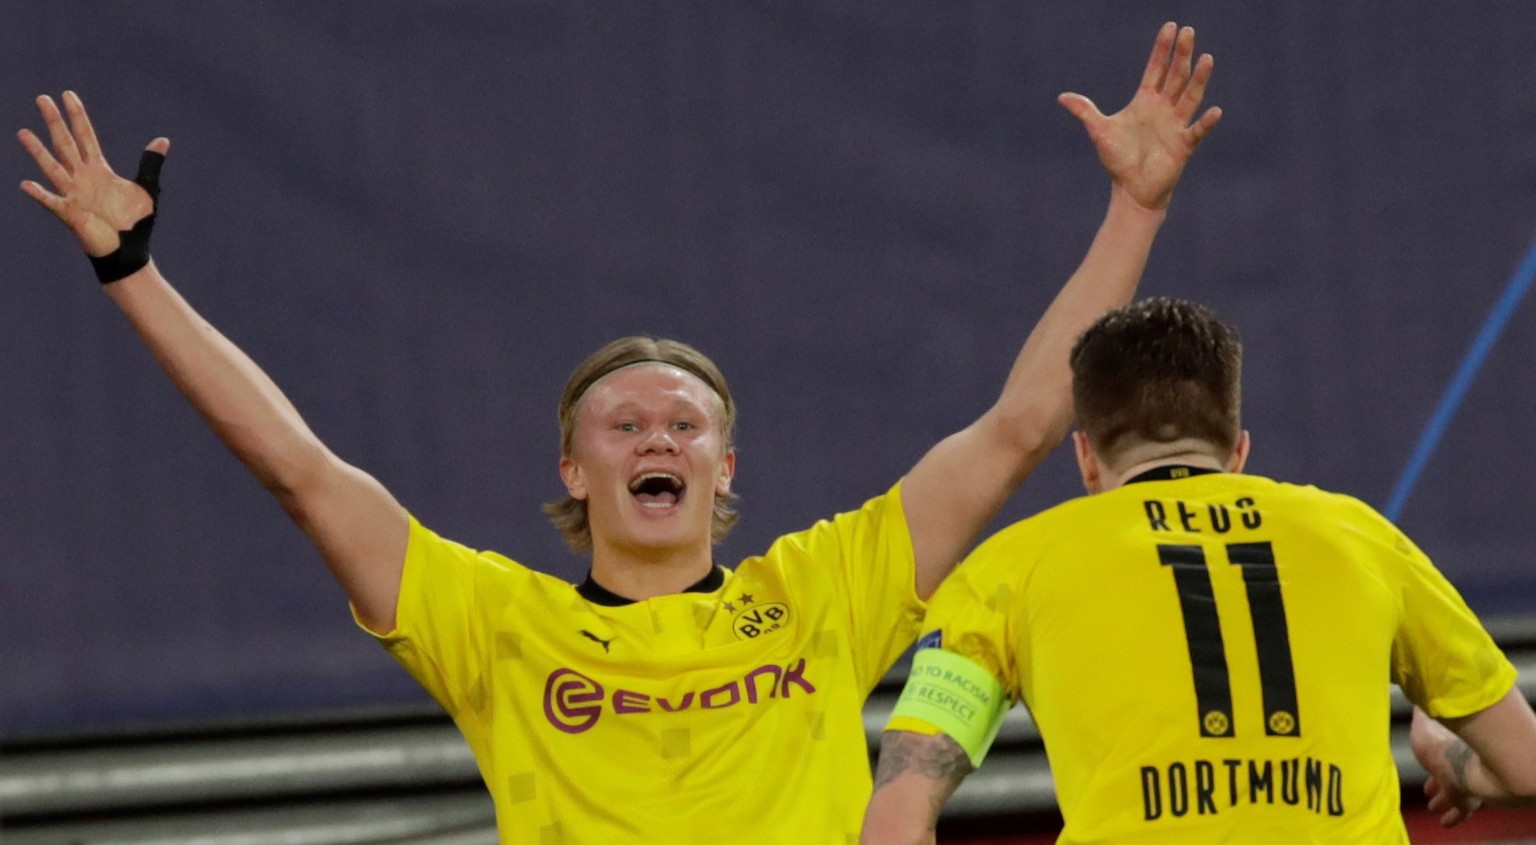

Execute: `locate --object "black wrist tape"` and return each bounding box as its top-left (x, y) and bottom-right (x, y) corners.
top-left (91, 150), bottom-right (166, 284)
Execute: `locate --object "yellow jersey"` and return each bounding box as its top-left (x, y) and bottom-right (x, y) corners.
top-left (363, 484), bottom-right (923, 843)
top-left (890, 468), bottom-right (1516, 844)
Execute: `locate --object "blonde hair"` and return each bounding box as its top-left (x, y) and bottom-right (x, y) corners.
top-left (542, 336), bottom-right (740, 553)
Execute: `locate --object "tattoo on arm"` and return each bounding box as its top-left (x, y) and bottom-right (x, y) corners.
top-left (873, 732), bottom-right (975, 828)
top-left (1446, 740), bottom-right (1476, 791)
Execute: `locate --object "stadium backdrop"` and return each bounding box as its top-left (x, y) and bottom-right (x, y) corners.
top-left (3, 1), bottom-right (1534, 737)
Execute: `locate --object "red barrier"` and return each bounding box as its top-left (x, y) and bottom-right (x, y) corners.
top-left (942, 805), bottom-right (1536, 843)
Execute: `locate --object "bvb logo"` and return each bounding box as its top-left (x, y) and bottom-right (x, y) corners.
top-left (1268, 711), bottom-right (1296, 735)
top-left (1203, 710), bottom-right (1230, 736)
top-left (733, 602), bottom-right (790, 640)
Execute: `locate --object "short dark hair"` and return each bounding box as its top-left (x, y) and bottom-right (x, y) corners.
top-left (542, 336), bottom-right (740, 553)
top-left (1069, 297), bottom-right (1242, 464)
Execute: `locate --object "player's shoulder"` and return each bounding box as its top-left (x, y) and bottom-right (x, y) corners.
top-left (407, 514), bottom-right (569, 591)
top-left (1230, 476), bottom-right (1420, 561)
top-left (1011, 487), bottom-right (1126, 534)
top-left (962, 494), bottom-right (1098, 569)
top-left (1252, 477), bottom-right (1397, 528)
top-left (743, 481), bottom-right (907, 563)
top-left (734, 531), bottom-right (849, 608)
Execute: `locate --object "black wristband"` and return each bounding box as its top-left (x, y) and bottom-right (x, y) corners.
top-left (90, 149), bottom-right (165, 284)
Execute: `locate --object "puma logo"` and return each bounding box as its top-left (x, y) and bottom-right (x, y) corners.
top-left (579, 630), bottom-right (614, 653)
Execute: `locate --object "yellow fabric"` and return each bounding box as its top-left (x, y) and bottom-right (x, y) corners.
top-left (361, 483), bottom-right (924, 844)
top-left (901, 473), bottom-right (1516, 844)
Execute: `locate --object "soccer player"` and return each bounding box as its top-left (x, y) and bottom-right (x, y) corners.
top-left (861, 297), bottom-right (1536, 844)
top-left (18, 23), bottom-right (1220, 842)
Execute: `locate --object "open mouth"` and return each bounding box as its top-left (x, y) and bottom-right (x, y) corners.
top-left (628, 472), bottom-right (686, 508)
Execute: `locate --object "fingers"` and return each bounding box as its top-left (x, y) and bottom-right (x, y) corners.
top-left (132, 146), bottom-right (168, 203)
top-left (1135, 24), bottom-right (1217, 130)
top-left (1426, 787), bottom-right (1449, 815)
top-left (1423, 776), bottom-right (1478, 828)
top-left (1057, 92), bottom-right (1106, 128)
top-left (36, 95), bottom-right (83, 174)
top-left (1176, 54), bottom-right (1216, 120)
top-left (1138, 22), bottom-right (1177, 92)
top-left (1162, 26), bottom-right (1197, 98)
top-left (18, 178), bottom-right (67, 216)
top-left (147, 136), bottom-right (171, 155)
top-left (62, 91), bottom-right (102, 163)
top-left (1186, 106), bottom-right (1223, 146)
top-left (1441, 801), bottom-right (1478, 828)
top-left (16, 128), bottom-right (73, 194)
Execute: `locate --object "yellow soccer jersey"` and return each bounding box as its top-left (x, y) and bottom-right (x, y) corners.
top-left (363, 483), bottom-right (924, 844)
top-left (889, 468), bottom-right (1517, 844)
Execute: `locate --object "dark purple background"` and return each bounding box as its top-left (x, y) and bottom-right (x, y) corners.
top-left (4, 2), bottom-right (1534, 736)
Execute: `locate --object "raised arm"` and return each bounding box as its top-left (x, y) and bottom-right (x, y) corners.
top-left (1410, 692), bottom-right (1536, 827)
top-left (18, 92), bottom-right (408, 631)
top-left (901, 22), bottom-right (1221, 598)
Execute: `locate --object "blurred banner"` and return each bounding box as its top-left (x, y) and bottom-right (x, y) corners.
top-left (3, 2), bottom-right (1533, 736)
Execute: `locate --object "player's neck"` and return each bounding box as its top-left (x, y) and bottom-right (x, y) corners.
top-left (587, 542), bottom-right (717, 601)
top-left (1105, 451), bottom-right (1228, 491)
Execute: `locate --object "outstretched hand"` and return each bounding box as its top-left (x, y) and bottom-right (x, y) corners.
top-left (1410, 707), bottom-right (1482, 828)
top-left (1059, 22), bottom-right (1222, 211)
top-left (17, 91), bottom-right (169, 258)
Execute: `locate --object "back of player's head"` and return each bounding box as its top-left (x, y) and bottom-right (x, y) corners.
top-left (1070, 297), bottom-right (1242, 465)
top-left (543, 335), bottom-right (740, 553)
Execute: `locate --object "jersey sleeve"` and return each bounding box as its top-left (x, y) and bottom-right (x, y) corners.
top-left (886, 531), bottom-right (1024, 738)
top-left (1383, 520), bottom-right (1517, 719)
top-left (772, 482), bottom-right (926, 692)
top-left (352, 515), bottom-right (498, 717)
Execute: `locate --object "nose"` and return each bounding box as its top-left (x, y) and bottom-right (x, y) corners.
top-left (639, 426), bottom-right (680, 454)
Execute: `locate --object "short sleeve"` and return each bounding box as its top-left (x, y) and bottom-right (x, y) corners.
top-left (768, 482), bottom-right (926, 691)
top-left (352, 515), bottom-right (499, 716)
top-left (885, 532), bottom-right (1023, 736)
top-left (1387, 527), bottom-right (1517, 719)
top-left (924, 534), bottom-right (1023, 697)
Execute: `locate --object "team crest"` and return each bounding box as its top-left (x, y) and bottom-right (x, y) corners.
top-left (732, 602), bottom-right (790, 640)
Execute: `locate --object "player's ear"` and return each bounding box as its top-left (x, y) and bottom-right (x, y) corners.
top-left (1226, 431), bottom-right (1251, 473)
top-left (560, 455), bottom-right (588, 500)
top-left (1073, 431), bottom-right (1103, 495)
top-left (715, 448), bottom-right (736, 496)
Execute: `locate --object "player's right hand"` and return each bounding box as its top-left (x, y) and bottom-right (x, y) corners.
top-left (1058, 22), bottom-right (1221, 212)
top-left (17, 91), bottom-right (169, 258)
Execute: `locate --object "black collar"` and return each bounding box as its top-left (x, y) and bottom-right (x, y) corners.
top-left (1123, 464), bottom-right (1222, 485)
top-left (576, 565), bottom-right (726, 607)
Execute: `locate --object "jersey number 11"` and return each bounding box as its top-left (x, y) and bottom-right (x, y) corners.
top-left (1158, 542), bottom-right (1301, 739)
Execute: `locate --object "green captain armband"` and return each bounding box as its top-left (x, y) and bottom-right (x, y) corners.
top-left (888, 647), bottom-right (1010, 768)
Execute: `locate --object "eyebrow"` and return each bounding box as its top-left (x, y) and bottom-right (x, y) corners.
top-left (603, 397), bottom-right (713, 418)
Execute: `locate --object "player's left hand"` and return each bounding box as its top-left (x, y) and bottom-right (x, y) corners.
top-left (1059, 22), bottom-right (1221, 211)
top-left (1423, 773), bottom-right (1481, 828)
top-left (1410, 707), bottom-right (1482, 827)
